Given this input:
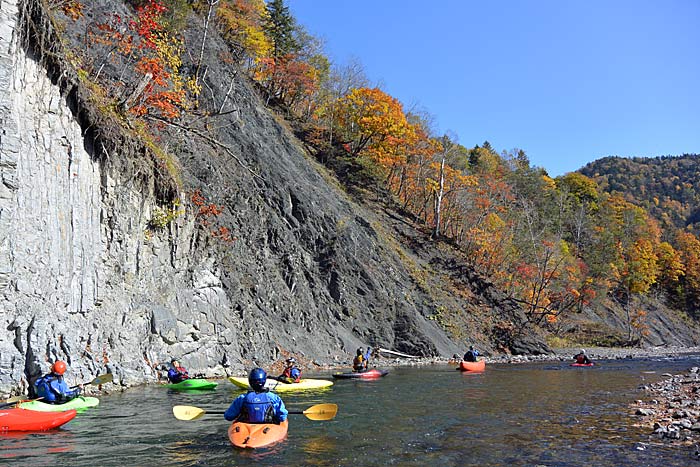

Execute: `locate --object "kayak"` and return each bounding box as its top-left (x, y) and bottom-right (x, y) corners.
top-left (571, 362), bottom-right (595, 367)
top-left (228, 377), bottom-right (333, 392)
top-left (166, 378), bottom-right (218, 390)
top-left (459, 360), bottom-right (486, 372)
top-left (19, 396), bottom-right (99, 412)
top-left (228, 420), bottom-right (288, 449)
top-left (0, 408), bottom-right (76, 432)
top-left (332, 369), bottom-right (389, 379)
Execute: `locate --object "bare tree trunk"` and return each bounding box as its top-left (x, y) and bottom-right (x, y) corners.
top-left (433, 153), bottom-right (446, 238)
top-left (195, 0), bottom-right (220, 86)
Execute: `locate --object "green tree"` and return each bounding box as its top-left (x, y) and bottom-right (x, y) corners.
top-left (263, 0), bottom-right (298, 59)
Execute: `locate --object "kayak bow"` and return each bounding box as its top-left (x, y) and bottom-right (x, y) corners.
top-left (166, 378), bottom-right (218, 390)
top-left (228, 377), bottom-right (333, 392)
top-left (19, 396), bottom-right (99, 413)
top-left (0, 408), bottom-right (77, 432)
top-left (332, 369), bottom-right (389, 379)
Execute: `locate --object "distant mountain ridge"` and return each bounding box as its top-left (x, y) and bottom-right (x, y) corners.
top-left (579, 154), bottom-right (700, 234)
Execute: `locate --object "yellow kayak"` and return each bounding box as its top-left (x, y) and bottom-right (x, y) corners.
top-left (228, 376), bottom-right (333, 392)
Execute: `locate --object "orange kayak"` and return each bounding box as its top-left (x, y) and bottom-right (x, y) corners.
top-left (0, 408), bottom-right (77, 432)
top-left (228, 420), bottom-right (288, 448)
top-left (459, 360), bottom-right (485, 372)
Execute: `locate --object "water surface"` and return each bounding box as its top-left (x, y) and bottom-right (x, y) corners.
top-left (2, 356), bottom-right (698, 466)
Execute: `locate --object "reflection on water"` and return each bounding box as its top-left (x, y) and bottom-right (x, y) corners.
top-left (1, 357), bottom-right (699, 466)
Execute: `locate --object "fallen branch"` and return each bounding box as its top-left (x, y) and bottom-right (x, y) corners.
top-left (144, 115), bottom-right (263, 181)
top-left (378, 348), bottom-right (419, 358)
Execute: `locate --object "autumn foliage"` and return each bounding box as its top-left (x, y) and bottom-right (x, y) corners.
top-left (54, 0), bottom-right (700, 341)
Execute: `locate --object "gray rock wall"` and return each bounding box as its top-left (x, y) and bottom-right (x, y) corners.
top-left (0, 0), bottom-right (464, 395)
top-left (0, 0), bottom-right (232, 393)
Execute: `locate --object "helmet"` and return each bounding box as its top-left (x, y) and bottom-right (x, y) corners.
top-left (286, 357), bottom-right (296, 364)
top-left (248, 368), bottom-right (267, 391)
top-left (52, 361), bottom-right (67, 375)
top-left (580, 349), bottom-right (586, 354)
top-left (356, 348), bottom-right (363, 356)
top-left (469, 345), bottom-right (474, 350)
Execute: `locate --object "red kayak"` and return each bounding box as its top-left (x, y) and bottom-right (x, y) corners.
top-left (459, 360), bottom-right (486, 372)
top-left (571, 362), bottom-right (595, 367)
top-left (332, 369), bottom-right (389, 379)
top-left (0, 408), bottom-right (77, 432)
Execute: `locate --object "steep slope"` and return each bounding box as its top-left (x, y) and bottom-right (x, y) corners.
top-left (0, 0), bottom-right (555, 394)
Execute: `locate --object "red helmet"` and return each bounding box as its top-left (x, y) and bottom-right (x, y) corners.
top-left (52, 361), bottom-right (67, 375)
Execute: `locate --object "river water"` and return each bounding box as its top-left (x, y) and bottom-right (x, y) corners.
top-left (2, 356), bottom-right (699, 466)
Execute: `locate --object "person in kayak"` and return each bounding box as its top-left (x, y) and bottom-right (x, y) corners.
top-left (463, 345), bottom-right (479, 362)
top-left (573, 349), bottom-right (592, 364)
top-left (352, 347), bottom-right (370, 372)
top-left (277, 357), bottom-right (302, 383)
top-left (34, 361), bottom-right (82, 404)
top-left (167, 359), bottom-right (190, 383)
top-left (225, 368), bottom-right (288, 424)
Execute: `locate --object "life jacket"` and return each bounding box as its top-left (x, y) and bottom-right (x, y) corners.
top-left (168, 366), bottom-right (189, 383)
top-left (352, 355), bottom-right (365, 371)
top-left (283, 366), bottom-right (302, 382)
top-left (240, 391), bottom-right (275, 423)
top-left (34, 374), bottom-right (60, 403)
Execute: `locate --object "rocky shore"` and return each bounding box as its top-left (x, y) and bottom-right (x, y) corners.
top-left (631, 365), bottom-right (700, 450)
top-left (268, 345), bottom-right (700, 379)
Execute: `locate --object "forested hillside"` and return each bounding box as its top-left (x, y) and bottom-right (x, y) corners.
top-left (51, 0), bottom-right (700, 344)
top-left (580, 154), bottom-right (700, 235)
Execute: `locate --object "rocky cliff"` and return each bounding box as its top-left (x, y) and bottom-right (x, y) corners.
top-left (0, 0), bottom-right (503, 395)
top-left (1, 0), bottom-right (695, 396)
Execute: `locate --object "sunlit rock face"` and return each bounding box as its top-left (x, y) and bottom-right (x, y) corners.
top-left (0, 0), bottom-right (478, 395)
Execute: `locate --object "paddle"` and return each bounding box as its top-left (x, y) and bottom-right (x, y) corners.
top-left (0, 397), bottom-right (43, 409)
top-left (172, 403), bottom-right (338, 422)
top-left (1, 395), bottom-right (26, 405)
top-left (70, 373), bottom-right (113, 389)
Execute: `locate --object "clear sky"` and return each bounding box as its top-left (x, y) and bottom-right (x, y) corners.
top-left (287, 0), bottom-right (700, 177)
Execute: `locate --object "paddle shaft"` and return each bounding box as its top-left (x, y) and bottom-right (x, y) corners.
top-left (70, 373), bottom-right (113, 389)
top-left (0, 397), bottom-right (42, 409)
top-left (181, 410), bottom-right (308, 415)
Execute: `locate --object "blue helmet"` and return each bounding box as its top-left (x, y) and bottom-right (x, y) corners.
top-left (248, 368), bottom-right (267, 391)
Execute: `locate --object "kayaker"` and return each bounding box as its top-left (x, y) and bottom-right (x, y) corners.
top-left (224, 368), bottom-right (288, 423)
top-left (277, 357), bottom-right (302, 383)
top-left (167, 359), bottom-right (190, 384)
top-left (573, 349), bottom-right (592, 364)
top-left (463, 345), bottom-right (479, 362)
top-left (352, 348), bottom-right (368, 372)
top-left (34, 361), bottom-right (82, 404)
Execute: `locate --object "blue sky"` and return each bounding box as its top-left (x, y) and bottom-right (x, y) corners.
top-left (287, 0), bottom-right (700, 176)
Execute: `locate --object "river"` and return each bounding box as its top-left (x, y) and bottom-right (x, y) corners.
top-left (2, 355), bottom-right (699, 466)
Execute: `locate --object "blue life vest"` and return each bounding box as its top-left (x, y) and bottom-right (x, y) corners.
top-left (34, 374), bottom-right (64, 403)
top-left (241, 391), bottom-right (275, 423)
top-left (289, 367), bottom-right (301, 380)
top-left (167, 367), bottom-right (188, 383)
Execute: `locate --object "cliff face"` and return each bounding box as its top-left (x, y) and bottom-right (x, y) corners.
top-left (0, 0), bottom-right (482, 394)
top-left (2, 1), bottom-right (695, 395)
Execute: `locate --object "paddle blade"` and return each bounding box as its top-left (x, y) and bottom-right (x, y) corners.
top-left (2, 395), bottom-right (25, 404)
top-left (90, 373), bottom-right (113, 386)
top-left (173, 405), bottom-right (207, 421)
top-left (302, 403), bottom-right (338, 421)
